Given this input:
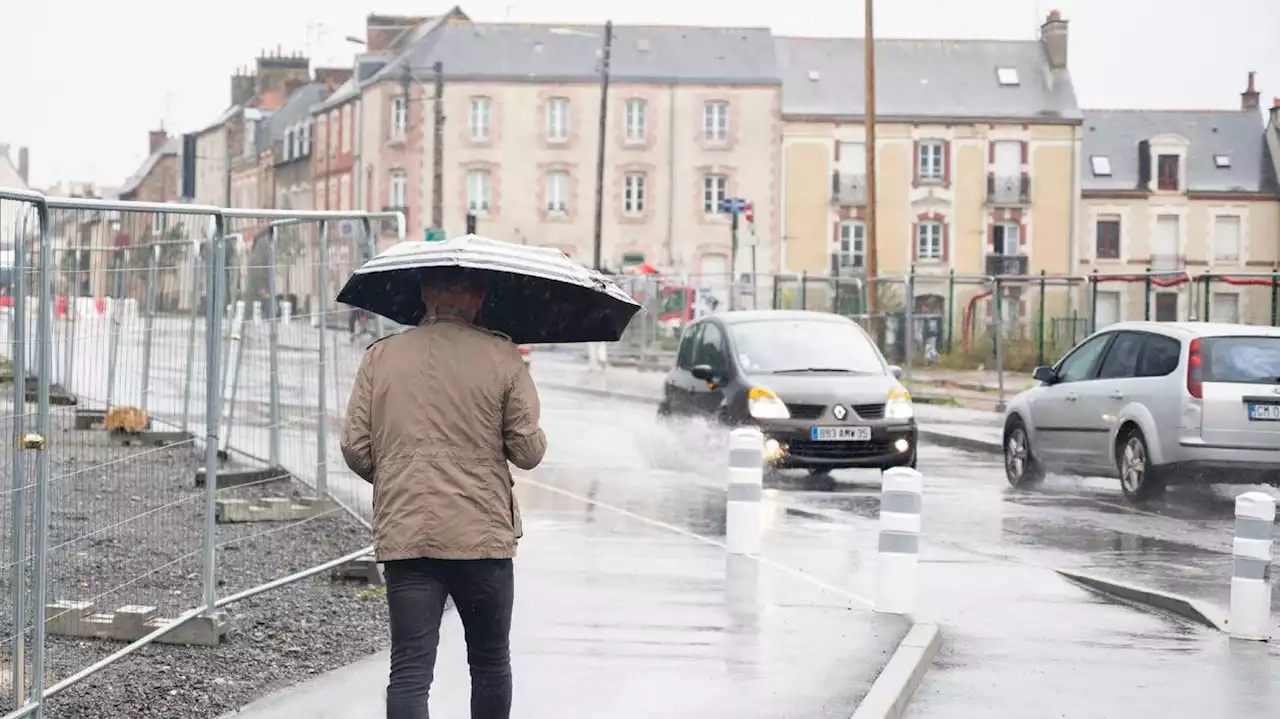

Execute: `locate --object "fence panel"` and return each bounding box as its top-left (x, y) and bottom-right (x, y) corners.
top-left (1199, 273), bottom-right (1280, 326)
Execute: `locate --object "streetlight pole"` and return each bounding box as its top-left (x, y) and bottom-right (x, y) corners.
top-left (864, 0), bottom-right (878, 314)
top-left (591, 20), bottom-right (614, 272)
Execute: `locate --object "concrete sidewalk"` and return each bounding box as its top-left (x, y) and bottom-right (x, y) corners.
top-left (224, 479), bottom-right (910, 719)
top-left (530, 357), bottom-right (1005, 454)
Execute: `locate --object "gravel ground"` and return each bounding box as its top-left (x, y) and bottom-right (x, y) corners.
top-left (0, 407), bottom-right (389, 718)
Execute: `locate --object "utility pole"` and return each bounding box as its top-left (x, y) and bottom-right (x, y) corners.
top-left (431, 61), bottom-right (444, 230)
top-left (864, 0), bottom-right (879, 314)
top-left (590, 20), bottom-right (614, 271)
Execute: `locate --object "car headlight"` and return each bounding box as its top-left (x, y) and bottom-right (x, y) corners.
top-left (748, 386), bottom-right (790, 420)
top-left (884, 384), bottom-right (914, 420)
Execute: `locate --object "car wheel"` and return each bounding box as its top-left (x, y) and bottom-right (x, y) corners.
top-left (1117, 428), bottom-right (1166, 502)
top-left (1003, 419), bottom-right (1043, 488)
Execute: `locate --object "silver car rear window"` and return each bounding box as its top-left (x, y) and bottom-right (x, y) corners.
top-left (1202, 336), bottom-right (1280, 384)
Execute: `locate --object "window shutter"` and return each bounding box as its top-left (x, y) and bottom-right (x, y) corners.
top-left (1137, 140), bottom-right (1151, 188)
top-left (942, 140), bottom-right (952, 189)
top-left (834, 141), bottom-right (841, 162)
top-left (912, 142), bottom-right (921, 188)
top-left (1019, 221), bottom-right (1027, 249)
top-left (941, 220), bottom-right (950, 261)
top-left (988, 222), bottom-right (996, 250)
top-left (1020, 141), bottom-right (1029, 165)
top-left (988, 142), bottom-right (995, 164)
top-left (833, 221), bottom-right (841, 254)
top-left (911, 222), bottom-right (919, 260)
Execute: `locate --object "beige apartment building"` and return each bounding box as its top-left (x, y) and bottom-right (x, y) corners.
top-left (777, 11), bottom-right (1082, 338)
top-left (362, 21), bottom-right (781, 294)
top-left (1080, 74), bottom-right (1280, 328)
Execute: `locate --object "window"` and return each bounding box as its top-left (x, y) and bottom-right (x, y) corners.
top-left (1154, 292), bottom-right (1178, 322)
top-left (1210, 293), bottom-right (1240, 324)
top-left (703, 101), bottom-right (728, 142)
top-left (391, 96), bottom-right (408, 139)
top-left (730, 320), bottom-right (886, 375)
top-left (1095, 216), bottom-right (1121, 259)
top-left (838, 221), bottom-right (864, 270)
top-left (1214, 155), bottom-right (1231, 168)
top-left (1135, 334), bottom-right (1181, 377)
top-left (1056, 333), bottom-right (1113, 383)
top-left (302, 121), bottom-right (312, 155)
top-left (547, 97), bottom-right (569, 141)
top-left (546, 170), bottom-right (569, 214)
top-left (1156, 154), bottom-right (1179, 191)
top-left (918, 140), bottom-right (944, 181)
top-left (916, 221), bottom-right (943, 261)
top-left (694, 322), bottom-right (727, 373)
top-left (676, 323), bottom-right (703, 369)
top-left (625, 99), bottom-right (646, 142)
top-left (328, 112), bottom-right (339, 154)
top-left (466, 170), bottom-right (491, 214)
top-left (623, 173), bottom-right (645, 214)
top-left (469, 97), bottom-right (491, 140)
top-left (341, 105), bottom-right (352, 153)
top-left (992, 223), bottom-right (1019, 255)
top-left (1213, 215), bottom-right (1241, 261)
top-left (339, 174), bottom-right (351, 210)
top-left (996, 67), bottom-right (1019, 85)
top-left (702, 174), bottom-right (727, 214)
top-left (282, 128), bottom-right (293, 161)
top-left (1090, 156), bottom-right (1112, 176)
top-left (389, 170), bottom-right (407, 207)
top-left (1202, 337), bottom-right (1280, 384)
top-left (243, 120), bottom-right (256, 157)
top-left (1097, 332), bottom-right (1144, 379)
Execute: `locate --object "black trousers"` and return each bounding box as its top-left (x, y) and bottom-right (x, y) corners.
top-left (383, 558), bottom-right (515, 719)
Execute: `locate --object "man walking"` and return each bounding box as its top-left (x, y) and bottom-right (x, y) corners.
top-left (341, 267), bottom-right (547, 719)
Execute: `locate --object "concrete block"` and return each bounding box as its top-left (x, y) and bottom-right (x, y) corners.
top-left (110, 430), bottom-right (192, 447)
top-left (44, 600), bottom-right (229, 646)
top-left (331, 555), bottom-right (384, 585)
top-left (194, 465), bottom-right (292, 489)
top-left (73, 409), bottom-right (108, 430)
top-left (45, 600), bottom-right (98, 636)
top-left (149, 612), bottom-right (230, 647)
top-left (111, 605), bottom-right (158, 639)
top-left (216, 496), bottom-right (333, 523)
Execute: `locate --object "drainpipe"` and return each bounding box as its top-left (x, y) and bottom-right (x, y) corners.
top-left (1066, 123), bottom-right (1081, 318)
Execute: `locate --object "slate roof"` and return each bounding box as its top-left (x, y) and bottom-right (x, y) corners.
top-left (775, 37), bottom-right (1079, 122)
top-left (1081, 110), bottom-right (1277, 194)
top-left (266, 82), bottom-right (322, 147)
top-left (119, 138), bottom-right (179, 197)
top-left (396, 23), bottom-right (779, 85)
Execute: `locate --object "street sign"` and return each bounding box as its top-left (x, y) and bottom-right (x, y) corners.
top-left (424, 228), bottom-right (446, 242)
top-left (721, 197), bottom-right (746, 214)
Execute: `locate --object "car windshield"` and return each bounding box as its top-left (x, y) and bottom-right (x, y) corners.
top-left (1203, 336), bottom-right (1280, 384)
top-left (728, 319), bottom-right (885, 374)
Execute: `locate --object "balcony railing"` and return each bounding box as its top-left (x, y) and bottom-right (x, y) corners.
top-left (986, 173), bottom-right (1030, 206)
top-left (985, 253), bottom-right (1029, 277)
top-left (381, 205), bottom-right (407, 237)
top-left (831, 171), bottom-right (867, 206)
top-left (1149, 253), bottom-right (1186, 272)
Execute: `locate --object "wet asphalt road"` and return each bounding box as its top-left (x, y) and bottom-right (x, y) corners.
top-left (525, 382), bottom-right (1279, 719)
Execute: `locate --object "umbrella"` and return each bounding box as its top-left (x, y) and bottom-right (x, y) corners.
top-left (335, 234), bottom-right (643, 344)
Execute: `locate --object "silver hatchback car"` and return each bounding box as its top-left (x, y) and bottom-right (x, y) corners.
top-left (1003, 321), bottom-right (1280, 502)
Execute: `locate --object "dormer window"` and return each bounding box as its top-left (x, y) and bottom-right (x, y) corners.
top-left (1157, 154), bottom-right (1180, 191)
top-left (996, 68), bottom-right (1019, 85)
top-left (1214, 154), bottom-right (1231, 168)
top-left (1090, 156), bottom-right (1111, 176)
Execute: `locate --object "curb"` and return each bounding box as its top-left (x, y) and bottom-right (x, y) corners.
top-left (1055, 569), bottom-right (1227, 632)
top-left (851, 621), bottom-right (942, 719)
top-left (535, 380), bottom-right (657, 406)
top-left (917, 428), bottom-right (1002, 456)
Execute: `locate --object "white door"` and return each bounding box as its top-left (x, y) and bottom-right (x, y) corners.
top-left (994, 141), bottom-right (1020, 176)
top-left (839, 142), bottom-right (865, 175)
top-left (1095, 291), bottom-right (1121, 328)
top-left (1154, 215), bottom-right (1179, 262)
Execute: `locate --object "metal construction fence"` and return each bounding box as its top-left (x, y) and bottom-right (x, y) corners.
top-left (0, 187), bottom-right (403, 718)
top-left (598, 267), bottom-right (1280, 373)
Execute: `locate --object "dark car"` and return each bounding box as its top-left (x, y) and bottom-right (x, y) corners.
top-left (658, 310), bottom-right (917, 472)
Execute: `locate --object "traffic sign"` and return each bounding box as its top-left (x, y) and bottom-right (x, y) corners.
top-left (721, 197), bottom-right (746, 214)
top-left (424, 228), bottom-right (446, 242)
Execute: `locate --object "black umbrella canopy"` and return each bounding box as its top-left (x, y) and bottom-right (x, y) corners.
top-left (335, 235), bottom-right (643, 344)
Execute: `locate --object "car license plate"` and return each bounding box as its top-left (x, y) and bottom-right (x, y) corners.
top-left (810, 426), bottom-right (871, 441)
top-left (1247, 403), bottom-right (1280, 421)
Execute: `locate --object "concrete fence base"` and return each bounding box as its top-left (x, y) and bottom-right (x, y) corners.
top-left (194, 464), bottom-right (293, 489)
top-left (215, 496), bottom-right (334, 523)
top-left (330, 556), bottom-right (383, 586)
top-left (45, 600), bottom-right (230, 646)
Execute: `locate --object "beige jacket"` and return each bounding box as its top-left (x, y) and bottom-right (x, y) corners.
top-left (340, 312), bottom-right (547, 561)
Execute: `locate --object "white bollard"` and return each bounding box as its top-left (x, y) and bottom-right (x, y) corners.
top-left (726, 427), bottom-right (764, 555)
top-left (280, 301), bottom-right (292, 325)
top-left (1229, 491), bottom-right (1274, 641)
top-left (876, 467), bottom-right (923, 615)
top-left (252, 301), bottom-right (263, 325)
top-left (234, 300), bottom-right (246, 323)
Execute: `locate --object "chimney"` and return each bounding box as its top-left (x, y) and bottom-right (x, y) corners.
top-left (1241, 71), bottom-right (1260, 112)
top-left (1040, 10), bottom-right (1068, 72)
top-left (365, 14), bottom-right (431, 52)
top-left (1271, 97), bottom-right (1280, 129)
top-left (16, 147), bottom-right (28, 185)
top-left (149, 129), bottom-right (169, 154)
top-left (231, 69), bottom-right (256, 106)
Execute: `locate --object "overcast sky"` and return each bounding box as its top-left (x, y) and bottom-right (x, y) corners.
top-left (3, 0), bottom-right (1277, 189)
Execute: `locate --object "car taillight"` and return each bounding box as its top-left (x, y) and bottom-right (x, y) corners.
top-left (518, 345), bottom-right (531, 355)
top-left (1186, 338), bottom-right (1202, 399)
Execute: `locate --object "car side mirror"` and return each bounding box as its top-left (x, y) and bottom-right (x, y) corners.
top-left (1032, 365), bottom-right (1057, 385)
top-left (887, 365), bottom-right (903, 379)
top-left (690, 364), bottom-right (714, 382)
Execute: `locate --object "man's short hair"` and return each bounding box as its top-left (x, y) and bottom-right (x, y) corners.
top-left (422, 266), bottom-right (486, 295)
